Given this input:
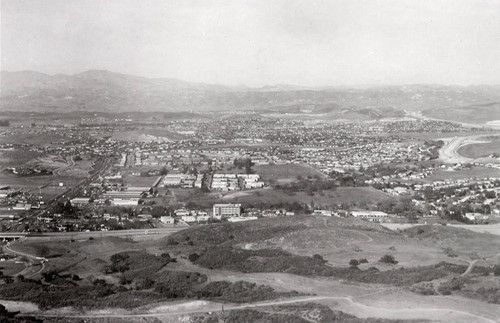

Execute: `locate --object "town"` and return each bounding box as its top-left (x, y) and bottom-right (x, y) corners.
top-left (1, 115), bottom-right (499, 234)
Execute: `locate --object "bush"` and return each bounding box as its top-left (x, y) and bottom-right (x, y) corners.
top-left (312, 254), bottom-right (325, 263)
top-left (166, 237), bottom-right (179, 246)
top-left (188, 253), bottom-right (200, 262)
top-left (349, 259), bottom-right (359, 267)
top-left (493, 265), bottom-right (500, 276)
top-left (438, 277), bottom-right (465, 295)
top-left (379, 254), bottom-right (398, 264)
top-left (443, 247), bottom-right (457, 258)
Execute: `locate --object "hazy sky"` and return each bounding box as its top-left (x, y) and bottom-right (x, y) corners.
top-left (2, 0), bottom-right (500, 86)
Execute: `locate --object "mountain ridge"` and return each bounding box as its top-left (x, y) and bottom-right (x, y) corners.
top-left (2, 70), bottom-right (500, 122)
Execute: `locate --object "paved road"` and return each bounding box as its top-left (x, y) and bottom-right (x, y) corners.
top-left (438, 133), bottom-right (500, 164)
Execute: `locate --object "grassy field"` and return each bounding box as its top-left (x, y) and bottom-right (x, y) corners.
top-left (154, 186), bottom-right (394, 210)
top-left (423, 167), bottom-right (500, 182)
top-left (0, 261), bottom-right (25, 276)
top-left (220, 187), bottom-right (393, 207)
top-left (0, 132), bottom-right (65, 145)
top-left (165, 216), bottom-right (500, 268)
top-left (0, 149), bottom-right (41, 167)
top-left (254, 164), bottom-right (326, 183)
top-left (122, 175), bottom-right (161, 187)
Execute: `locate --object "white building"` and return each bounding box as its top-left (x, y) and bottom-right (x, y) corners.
top-left (213, 203), bottom-right (241, 217)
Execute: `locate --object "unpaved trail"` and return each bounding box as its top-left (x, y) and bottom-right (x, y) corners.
top-left (461, 252), bottom-right (500, 277)
top-left (4, 242), bottom-right (45, 278)
top-left (31, 295), bottom-right (499, 323)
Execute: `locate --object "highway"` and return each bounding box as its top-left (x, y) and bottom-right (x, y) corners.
top-left (438, 132), bottom-right (500, 164)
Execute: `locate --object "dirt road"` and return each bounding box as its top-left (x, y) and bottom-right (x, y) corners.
top-left (3, 242), bottom-right (45, 278)
top-left (31, 294), bottom-right (498, 323)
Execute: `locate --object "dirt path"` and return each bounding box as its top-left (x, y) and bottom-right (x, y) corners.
top-left (32, 295), bottom-right (498, 323)
top-left (3, 242), bottom-right (46, 278)
top-left (461, 252), bottom-right (500, 277)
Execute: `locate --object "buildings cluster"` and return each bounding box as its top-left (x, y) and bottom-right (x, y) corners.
top-left (210, 174), bottom-right (265, 191)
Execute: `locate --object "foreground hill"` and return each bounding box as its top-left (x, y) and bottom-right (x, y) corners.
top-left (1, 217), bottom-right (499, 322)
top-left (2, 70), bottom-right (500, 123)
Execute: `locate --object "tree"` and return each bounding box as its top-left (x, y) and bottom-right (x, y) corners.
top-left (160, 166), bottom-right (168, 175)
top-left (349, 259), bottom-right (359, 268)
top-left (379, 254), bottom-right (398, 264)
top-left (188, 253), bottom-right (200, 262)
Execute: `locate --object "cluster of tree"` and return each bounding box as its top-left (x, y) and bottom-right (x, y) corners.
top-left (424, 140), bottom-right (445, 159)
top-left (349, 258), bottom-right (368, 268)
top-left (379, 254), bottom-right (398, 264)
top-left (233, 158), bottom-right (254, 174)
top-left (377, 197), bottom-right (421, 221)
top-left (53, 201), bottom-right (76, 216)
top-left (0, 120), bottom-right (9, 127)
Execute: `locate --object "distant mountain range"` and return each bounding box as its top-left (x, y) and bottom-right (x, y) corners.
top-left (1, 70), bottom-right (500, 123)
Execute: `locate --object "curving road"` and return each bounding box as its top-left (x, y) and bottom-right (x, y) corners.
top-left (438, 133), bottom-right (500, 164)
top-left (3, 242), bottom-right (46, 278)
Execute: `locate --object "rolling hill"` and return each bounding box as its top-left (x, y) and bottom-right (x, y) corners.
top-left (2, 70), bottom-right (500, 123)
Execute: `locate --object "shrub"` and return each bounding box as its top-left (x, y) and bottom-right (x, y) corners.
top-left (166, 237), bottom-right (178, 246)
top-left (438, 277), bottom-right (465, 295)
top-left (188, 253), bottom-right (200, 262)
top-left (493, 265), bottom-right (500, 276)
top-left (313, 254), bottom-right (326, 263)
top-left (379, 254), bottom-right (398, 264)
top-left (443, 247), bottom-right (457, 258)
top-left (349, 259), bottom-right (359, 267)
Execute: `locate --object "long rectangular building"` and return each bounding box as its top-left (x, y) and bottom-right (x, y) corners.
top-left (213, 203), bottom-right (241, 217)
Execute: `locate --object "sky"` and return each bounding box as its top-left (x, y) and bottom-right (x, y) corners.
top-left (1, 0), bottom-right (500, 87)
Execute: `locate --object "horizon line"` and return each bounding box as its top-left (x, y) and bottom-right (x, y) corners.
top-left (2, 69), bottom-right (500, 89)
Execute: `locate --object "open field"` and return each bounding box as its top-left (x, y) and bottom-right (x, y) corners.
top-left (162, 186), bottom-right (394, 209)
top-left (422, 167), bottom-right (500, 182)
top-left (0, 149), bottom-right (41, 167)
top-left (255, 164), bottom-right (327, 183)
top-left (220, 187), bottom-right (393, 207)
top-left (122, 175), bottom-right (162, 187)
top-left (383, 223), bottom-right (500, 236)
top-left (102, 129), bottom-right (189, 142)
top-left (0, 261), bottom-right (26, 276)
top-left (0, 132), bottom-right (65, 145)
top-left (167, 216), bottom-right (500, 269)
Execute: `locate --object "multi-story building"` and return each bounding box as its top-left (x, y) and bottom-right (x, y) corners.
top-left (213, 203), bottom-right (241, 218)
